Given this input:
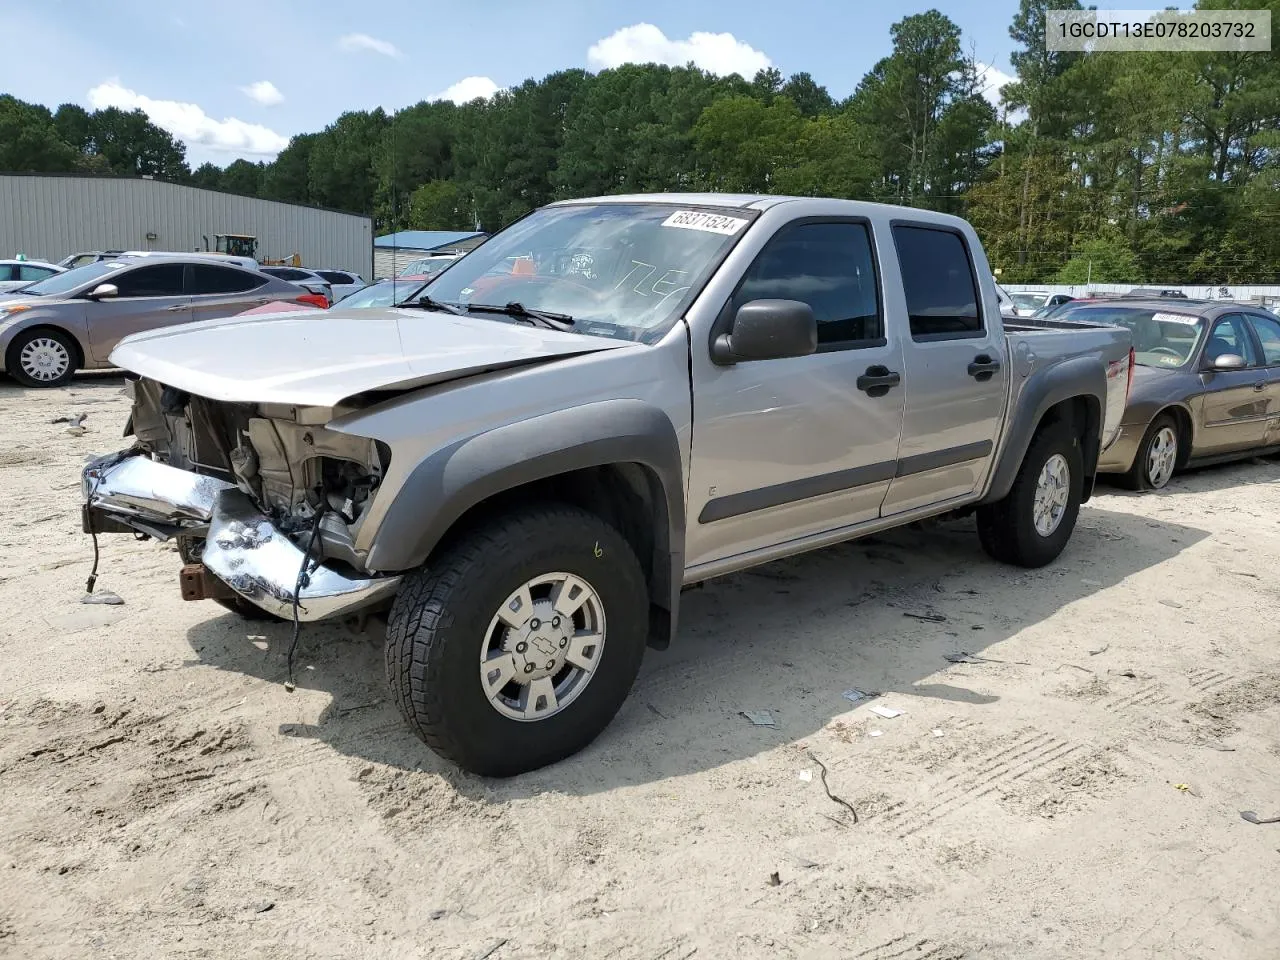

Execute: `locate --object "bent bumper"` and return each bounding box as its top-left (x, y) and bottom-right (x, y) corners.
top-left (83, 454), bottom-right (401, 621)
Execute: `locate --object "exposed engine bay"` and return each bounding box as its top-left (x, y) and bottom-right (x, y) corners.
top-left (125, 376), bottom-right (387, 571)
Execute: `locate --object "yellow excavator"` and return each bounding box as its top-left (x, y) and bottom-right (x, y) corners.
top-left (204, 234), bottom-right (301, 267)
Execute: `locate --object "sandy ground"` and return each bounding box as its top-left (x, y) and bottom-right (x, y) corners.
top-left (1, 376), bottom-right (1279, 960)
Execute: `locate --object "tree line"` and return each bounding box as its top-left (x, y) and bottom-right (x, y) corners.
top-left (2, 0), bottom-right (1278, 284)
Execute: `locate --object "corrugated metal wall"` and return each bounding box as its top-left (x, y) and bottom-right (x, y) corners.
top-left (0, 175), bottom-right (373, 277)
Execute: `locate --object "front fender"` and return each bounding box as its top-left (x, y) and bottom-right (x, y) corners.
top-left (363, 398), bottom-right (686, 634)
top-left (983, 354), bottom-right (1107, 504)
top-left (0, 309), bottom-right (89, 368)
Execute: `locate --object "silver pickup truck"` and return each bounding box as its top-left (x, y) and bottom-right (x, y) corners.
top-left (81, 194), bottom-right (1133, 776)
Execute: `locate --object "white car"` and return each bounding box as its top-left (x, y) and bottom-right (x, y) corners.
top-left (258, 267), bottom-right (334, 304)
top-left (994, 283), bottom-right (1020, 319)
top-left (0, 259), bottom-right (64, 293)
top-left (311, 269), bottom-right (367, 301)
top-left (1009, 290), bottom-right (1075, 317)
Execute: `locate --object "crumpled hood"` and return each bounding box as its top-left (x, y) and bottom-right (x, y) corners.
top-left (108, 306), bottom-right (637, 406)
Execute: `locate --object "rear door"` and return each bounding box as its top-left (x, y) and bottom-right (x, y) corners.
top-left (1195, 313), bottom-right (1268, 455)
top-left (186, 264), bottom-right (272, 322)
top-left (879, 223), bottom-right (1006, 515)
top-left (1242, 312), bottom-right (1280, 449)
top-left (84, 263), bottom-right (190, 362)
top-left (685, 218), bottom-right (907, 568)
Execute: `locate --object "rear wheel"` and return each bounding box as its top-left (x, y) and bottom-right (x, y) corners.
top-left (1121, 414), bottom-right (1179, 490)
top-left (7, 328), bottom-right (78, 388)
top-left (977, 422), bottom-right (1083, 568)
top-left (385, 504), bottom-right (648, 777)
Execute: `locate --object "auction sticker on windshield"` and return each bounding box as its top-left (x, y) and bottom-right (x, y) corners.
top-left (662, 210), bottom-right (749, 235)
top-left (1151, 312), bottom-right (1200, 325)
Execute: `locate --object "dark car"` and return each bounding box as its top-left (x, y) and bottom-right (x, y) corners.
top-left (1036, 299), bottom-right (1280, 488)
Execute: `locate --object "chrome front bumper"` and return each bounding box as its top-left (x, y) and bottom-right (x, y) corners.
top-left (83, 454), bottom-right (401, 621)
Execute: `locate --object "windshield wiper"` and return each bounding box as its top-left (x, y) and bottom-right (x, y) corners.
top-left (403, 293), bottom-right (465, 316)
top-left (465, 301), bottom-right (575, 332)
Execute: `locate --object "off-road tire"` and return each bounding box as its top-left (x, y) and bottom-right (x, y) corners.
top-left (977, 422), bottom-right (1083, 568)
top-left (385, 504), bottom-right (649, 777)
top-left (6, 327), bottom-right (78, 388)
top-left (1119, 413), bottom-right (1179, 491)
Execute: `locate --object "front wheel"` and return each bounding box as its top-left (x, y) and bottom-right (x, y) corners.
top-left (1121, 414), bottom-right (1179, 490)
top-left (7, 327), bottom-right (78, 388)
top-left (977, 423), bottom-right (1083, 568)
top-left (385, 504), bottom-right (649, 777)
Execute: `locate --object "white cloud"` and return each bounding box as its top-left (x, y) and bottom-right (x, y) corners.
top-left (974, 61), bottom-right (1016, 109)
top-left (587, 23), bottom-right (771, 79)
top-left (88, 80), bottom-right (289, 156)
top-left (240, 80), bottom-right (284, 107)
top-left (338, 33), bottom-right (402, 58)
top-left (430, 76), bottom-right (501, 104)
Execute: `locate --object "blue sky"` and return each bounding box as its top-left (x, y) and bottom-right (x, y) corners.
top-left (0, 0), bottom-right (1023, 166)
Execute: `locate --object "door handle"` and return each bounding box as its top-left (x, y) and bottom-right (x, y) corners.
top-left (968, 354), bottom-right (1002, 381)
top-left (856, 365), bottom-right (901, 397)
top-left (165, 304), bottom-right (188, 312)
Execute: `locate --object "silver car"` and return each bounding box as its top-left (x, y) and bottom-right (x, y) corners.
top-left (0, 256), bottom-right (320, 387)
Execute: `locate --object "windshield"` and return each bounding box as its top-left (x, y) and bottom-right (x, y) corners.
top-left (1011, 293), bottom-right (1044, 310)
top-left (15, 260), bottom-right (126, 297)
top-left (337, 279), bottom-right (427, 309)
top-left (423, 203), bottom-right (755, 341)
top-left (1052, 303), bottom-right (1205, 368)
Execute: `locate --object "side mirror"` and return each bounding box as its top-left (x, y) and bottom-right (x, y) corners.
top-left (1212, 353), bottom-right (1246, 370)
top-left (711, 299), bottom-right (817, 364)
top-left (86, 283), bottom-right (119, 300)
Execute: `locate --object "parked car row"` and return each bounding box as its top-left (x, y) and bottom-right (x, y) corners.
top-left (0, 255), bottom-right (333, 387)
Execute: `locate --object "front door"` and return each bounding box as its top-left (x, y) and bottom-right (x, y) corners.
top-left (85, 263), bottom-right (190, 362)
top-left (879, 223), bottom-right (1005, 515)
top-left (686, 219), bottom-right (906, 569)
top-left (1195, 314), bottom-right (1268, 455)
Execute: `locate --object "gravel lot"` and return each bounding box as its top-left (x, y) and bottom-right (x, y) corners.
top-left (2, 377), bottom-right (1279, 960)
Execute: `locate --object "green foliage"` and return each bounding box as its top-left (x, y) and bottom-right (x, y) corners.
top-left (1056, 238), bottom-right (1139, 283)
top-left (4, 1), bottom-right (1280, 281)
top-left (408, 180), bottom-right (471, 230)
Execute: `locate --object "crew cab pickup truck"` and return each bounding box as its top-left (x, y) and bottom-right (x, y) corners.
top-left (81, 194), bottom-right (1134, 776)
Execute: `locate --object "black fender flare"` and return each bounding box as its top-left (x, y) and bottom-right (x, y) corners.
top-left (983, 355), bottom-right (1107, 505)
top-left (365, 399), bottom-right (685, 640)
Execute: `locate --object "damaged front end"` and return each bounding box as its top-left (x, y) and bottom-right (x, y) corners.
top-left (83, 378), bottom-right (401, 621)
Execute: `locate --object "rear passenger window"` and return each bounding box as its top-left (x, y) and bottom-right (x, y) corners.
top-left (892, 225), bottom-right (982, 339)
top-left (189, 264), bottom-right (264, 294)
top-left (732, 221), bottom-right (881, 347)
top-left (1245, 314), bottom-right (1280, 365)
top-left (317, 271), bottom-right (353, 285)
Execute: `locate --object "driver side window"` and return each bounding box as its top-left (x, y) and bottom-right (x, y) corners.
top-left (1205, 315), bottom-right (1261, 367)
top-left (731, 221), bottom-right (882, 349)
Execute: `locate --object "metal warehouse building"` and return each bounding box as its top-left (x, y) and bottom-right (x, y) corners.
top-left (0, 174), bottom-right (373, 278)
